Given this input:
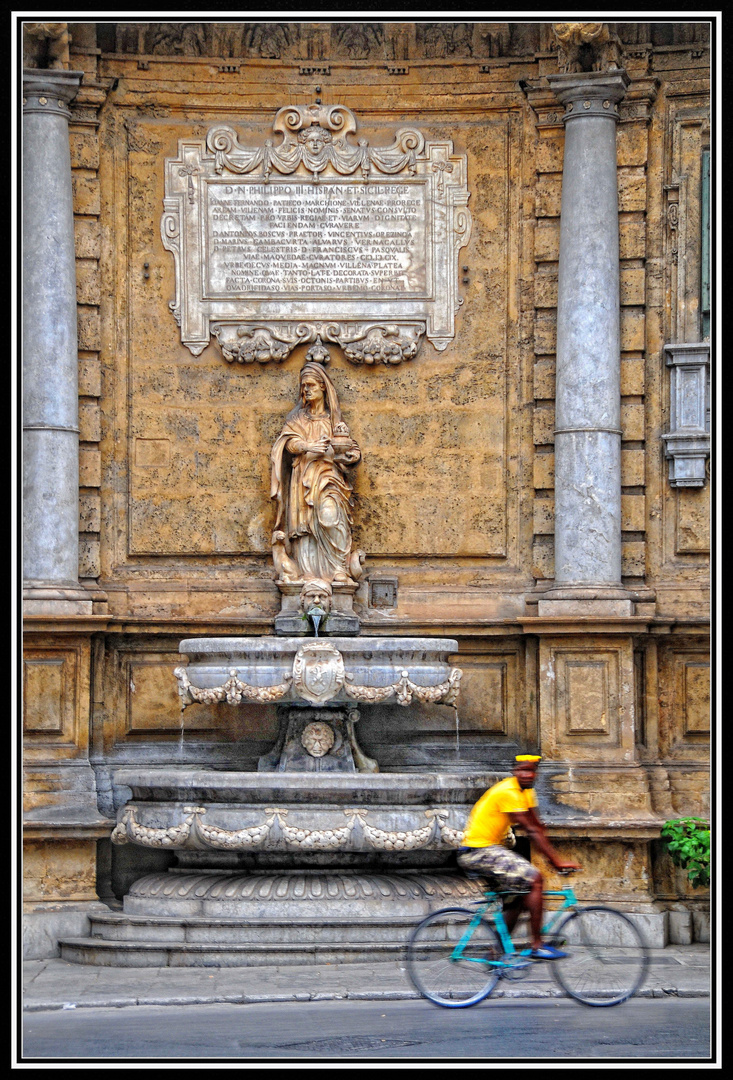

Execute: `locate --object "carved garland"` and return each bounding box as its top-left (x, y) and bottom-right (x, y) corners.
top-left (344, 668), bottom-right (462, 707)
top-left (174, 666), bottom-right (292, 707)
top-left (175, 662), bottom-right (462, 709)
top-left (211, 321), bottom-right (426, 367)
top-left (112, 805), bottom-right (467, 852)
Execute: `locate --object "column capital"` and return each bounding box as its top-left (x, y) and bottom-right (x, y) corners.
top-left (23, 69), bottom-right (83, 118)
top-left (547, 70), bottom-right (630, 121)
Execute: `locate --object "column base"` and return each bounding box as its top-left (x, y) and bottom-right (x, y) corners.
top-left (536, 586), bottom-right (635, 617)
top-left (24, 580), bottom-right (94, 615)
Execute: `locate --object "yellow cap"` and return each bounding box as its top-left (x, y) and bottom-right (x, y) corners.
top-left (515, 754), bottom-right (541, 763)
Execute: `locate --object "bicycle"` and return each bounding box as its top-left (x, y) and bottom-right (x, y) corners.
top-left (406, 874), bottom-right (649, 1009)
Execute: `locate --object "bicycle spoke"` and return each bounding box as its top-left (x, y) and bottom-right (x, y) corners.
top-left (406, 908), bottom-right (503, 1008)
top-left (550, 906), bottom-right (649, 1007)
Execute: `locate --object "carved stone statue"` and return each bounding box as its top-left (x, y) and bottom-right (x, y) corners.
top-left (271, 356), bottom-right (363, 586)
top-left (23, 22), bottom-right (70, 69)
top-left (552, 22), bottom-right (622, 73)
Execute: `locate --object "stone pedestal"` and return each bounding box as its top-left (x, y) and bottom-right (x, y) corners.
top-left (23, 70), bottom-right (91, 615)
top-left (541, 71), bottom-right (632, 618)
top-left (258, 705), bottom-right (379, 773)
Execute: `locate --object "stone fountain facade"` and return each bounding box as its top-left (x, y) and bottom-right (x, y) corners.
top-left (22, 20), bottom-right (711, 961)
top-left (82, 341), bottom-right (482, 961)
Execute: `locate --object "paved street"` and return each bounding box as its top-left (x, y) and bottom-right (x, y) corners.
top-left (18, 944), bottom-right (715, 1064)
top-left (22, 997), bottom-right (712, 1061)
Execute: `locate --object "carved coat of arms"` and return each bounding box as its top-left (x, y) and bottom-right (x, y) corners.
top-left (292, 642), bottom-right (346, 704)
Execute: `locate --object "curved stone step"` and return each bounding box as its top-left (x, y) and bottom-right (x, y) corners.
top-left (85, 911), bottom-right (421, 945)
top-left (59, 936), bottom-right (409, 967)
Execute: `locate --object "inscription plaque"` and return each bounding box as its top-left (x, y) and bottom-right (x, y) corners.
top-left (161, 103), bottom-right (471, 364)
top-left (207, 182), bottom-right (427, 297)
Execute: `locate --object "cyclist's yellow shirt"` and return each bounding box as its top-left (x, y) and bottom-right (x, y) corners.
top-left (461, 777), bottom-right (538, 847)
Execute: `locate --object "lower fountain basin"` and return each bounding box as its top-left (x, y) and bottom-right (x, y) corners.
top-left (110, 769), bottom-right (494, 854)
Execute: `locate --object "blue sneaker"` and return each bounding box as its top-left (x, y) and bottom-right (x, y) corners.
top-left (524, 945), bottom-right (568, 961)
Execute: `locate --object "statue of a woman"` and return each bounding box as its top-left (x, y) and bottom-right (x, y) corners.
top-left (271, 361), bottom-right (362, 584)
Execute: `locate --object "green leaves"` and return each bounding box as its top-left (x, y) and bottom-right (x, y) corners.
top-left (660, 817), bottom-right (710, 889)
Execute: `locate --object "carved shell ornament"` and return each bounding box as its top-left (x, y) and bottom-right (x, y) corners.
top-left (207, 103), bottom-right (424, 183)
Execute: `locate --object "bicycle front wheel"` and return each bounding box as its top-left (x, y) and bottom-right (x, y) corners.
top-left (550, 906), bottom-right (649, 1007)
top-left (406, 907), bottom-right (503, 1008)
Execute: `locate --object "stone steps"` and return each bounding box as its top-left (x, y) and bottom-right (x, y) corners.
top-left (90, 911), bottom-right (421, 944)
top-left (59, 911), bottom-right (420, 966)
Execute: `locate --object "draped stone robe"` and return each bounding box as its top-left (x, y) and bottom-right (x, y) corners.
top-left (271, 407), bottom-right (360, 582)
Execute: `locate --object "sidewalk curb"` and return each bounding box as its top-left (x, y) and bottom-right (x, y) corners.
top-left (22, 986), bottom-right (710, 1012)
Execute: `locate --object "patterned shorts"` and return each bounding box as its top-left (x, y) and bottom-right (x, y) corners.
top-left (457, 845), bottom-right (540, 892)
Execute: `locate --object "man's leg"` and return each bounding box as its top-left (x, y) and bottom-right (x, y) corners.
top-left (458, 846), bottom-right (541, 939)
top-left (502, 871), bottom-right (543, 943)
top-left (522, 872), bottom-right (545, 950)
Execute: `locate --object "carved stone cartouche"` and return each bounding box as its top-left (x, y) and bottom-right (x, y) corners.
top-left (161, 101), bottom-right (471, 363)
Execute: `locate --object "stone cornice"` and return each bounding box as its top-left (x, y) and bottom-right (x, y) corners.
top-left (22, 613), bottom-right (711, 636)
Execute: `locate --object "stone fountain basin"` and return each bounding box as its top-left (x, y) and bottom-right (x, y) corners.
top-left (178, 636), bottom-right (459, 705)
top-left (114, 769), bottom-right (490, 805)
top-left (110, 769), bottom-right (664, 857)
top-left (110, 769), bottom-right (491, 856)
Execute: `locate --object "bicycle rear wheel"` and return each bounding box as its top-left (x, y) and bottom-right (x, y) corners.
top-left (550, 905), bottom-right (649, 1006)
top-left (406, 907), bottom-right (503, 1008)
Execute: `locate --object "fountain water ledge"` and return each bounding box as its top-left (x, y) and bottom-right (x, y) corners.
top-left (175, 636), bottom-right (461, 707)
top-left (108, 769), bottom-right (492, 854)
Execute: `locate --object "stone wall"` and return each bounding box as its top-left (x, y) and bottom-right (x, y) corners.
top-left (22, 20), bottom-right (711, 952)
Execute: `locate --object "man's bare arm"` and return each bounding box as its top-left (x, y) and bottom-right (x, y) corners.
top-left (509, 809), bottom-right (582, 872)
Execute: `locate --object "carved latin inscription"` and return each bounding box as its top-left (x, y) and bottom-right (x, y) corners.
top-left (161, 103), bottom-right (471, 362)
top-left (207, 183), bottom-right (427, 297)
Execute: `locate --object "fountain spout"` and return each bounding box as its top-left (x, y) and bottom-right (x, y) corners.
top-left (305, 603), bottom-right (328, 637)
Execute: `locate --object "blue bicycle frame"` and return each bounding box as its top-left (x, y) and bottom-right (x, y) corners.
top-left (452, 886), bottom-right (579, 969)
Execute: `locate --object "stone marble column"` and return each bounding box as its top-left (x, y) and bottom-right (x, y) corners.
top-left (540, 70), bottom-right (632, 616)
top-left (23, 70), bottom-right (91, 614)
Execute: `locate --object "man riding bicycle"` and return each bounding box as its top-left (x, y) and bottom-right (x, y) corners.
top-left (457, 754), bottom-right (582, 960)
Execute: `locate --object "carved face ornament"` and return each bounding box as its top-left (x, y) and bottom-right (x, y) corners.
top-left (300, 373), bottom-right (325, 408)
top-left (300, 579), bottom-right (333, 614)
top-left (301, 721), bottom-right (336, 757)
top-left (299, 125), bottom-right (332, 159)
